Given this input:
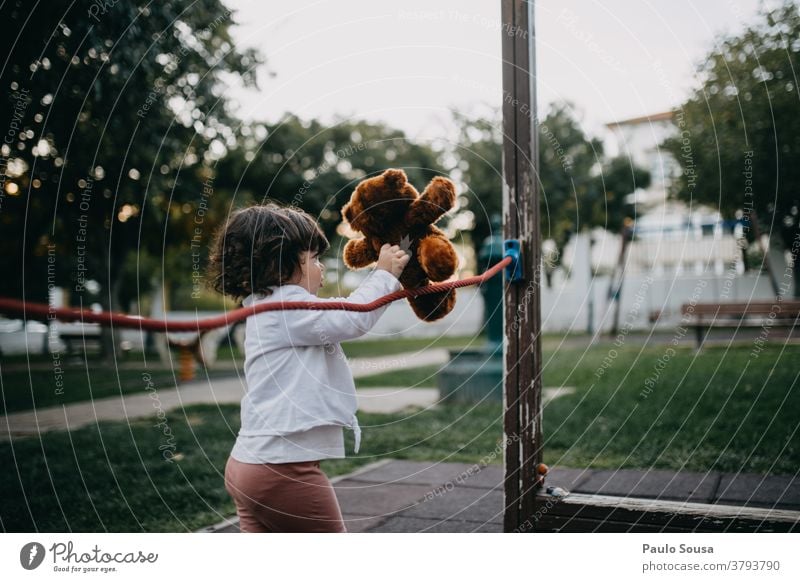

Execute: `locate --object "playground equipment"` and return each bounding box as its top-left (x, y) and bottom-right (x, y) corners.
top-left (499, 0), bottom-right (797, 533)
top-left (0, 257), bottom-right (514, 332)
top-left (438, 215), bottom-right (506, 403)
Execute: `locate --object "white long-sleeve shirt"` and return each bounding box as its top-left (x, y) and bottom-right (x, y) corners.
top-left (230, 268), bottom-right (403, 464)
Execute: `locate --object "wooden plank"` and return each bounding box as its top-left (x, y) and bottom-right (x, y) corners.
top-left (516, 0), bottom-right (543, 528)
top-left (536, 514), bottom-right (798, 533)
top-left (532, 493), bottom-right (800, 533)
top-left (501, 0), bottom-right (521, 533)
top-left (536, 516), bottom-right (694, 533)
top-left (681, 301), bottom-right (799, 346)
top-left (692, 320), bottom-right (798, 328)
top-left (501, 0), bottom-right (543, 532)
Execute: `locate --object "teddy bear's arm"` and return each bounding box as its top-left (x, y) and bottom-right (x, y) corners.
top-left (406, 176), bottom-right (456, 228)
top-left (418, 233), bottom-right (458, 282)
top-left (343, 238), bottom-right (379, 269)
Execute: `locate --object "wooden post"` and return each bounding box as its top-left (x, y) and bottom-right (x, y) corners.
top-left (501, 0), bottom-right (543, 532)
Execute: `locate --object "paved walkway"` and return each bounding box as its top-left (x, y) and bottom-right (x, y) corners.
top-left (201, 459), bottom-right (800, 533)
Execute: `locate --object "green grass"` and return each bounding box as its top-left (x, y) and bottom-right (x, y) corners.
top-left (542, 344), bottom-right (800, 473)
top-left (355, 365), bottom-right (440, 388)
top-left (341, 334), bottom-right (485, 358)
top-left (0, 402), bottom-right (504, 532)
top-left (1, 343), bottom-right (797, 531)
top-left (0, 362), bottom-right (235, 414)
top-left (0, 335), bottom-right (479, 413)
top-left (213, 343), bottom-right (241, 362)
top-left (0, 403), bottom-right (240, 532)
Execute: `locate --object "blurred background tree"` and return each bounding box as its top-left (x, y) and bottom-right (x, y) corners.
top-left (173, 116), bottom-right (446, 307)
top-left (215, 115), bottom-right (445, 244)
top-left (450, 102), bottom-right (648, 271)
top-left (0, 0), bottom-right (260, 314)
top-left (663, 0), bottom-right (800, 297)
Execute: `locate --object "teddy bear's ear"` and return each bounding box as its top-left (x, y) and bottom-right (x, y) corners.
top-left (383, 168), bottom-right (407, 186)
top-left (342, 202), bottom-right (358, 228)
top-left (342, 203), bottom-right (353, 223)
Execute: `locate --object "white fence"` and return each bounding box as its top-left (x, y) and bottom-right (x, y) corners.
top-left (2, 233), bottom-right (792, 354)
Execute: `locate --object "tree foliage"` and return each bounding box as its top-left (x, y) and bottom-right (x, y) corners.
top-left (451, 103), bottom-right (649, 261)
top-left (0, 0), bottom-right (259, 306)
top-left (216, 115), bottom-right (445, 244)
top-left (662, 0), bottom-right (800, 293)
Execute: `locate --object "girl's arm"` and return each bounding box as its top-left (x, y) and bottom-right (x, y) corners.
top-left (268, 268), bottom-right (403, 346)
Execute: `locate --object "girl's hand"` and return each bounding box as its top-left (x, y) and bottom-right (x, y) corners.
top-left (376, 243), bottom-right (410, 278)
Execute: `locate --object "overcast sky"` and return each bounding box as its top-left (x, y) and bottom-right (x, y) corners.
top-left (223, 0), bottom-right (764, 145)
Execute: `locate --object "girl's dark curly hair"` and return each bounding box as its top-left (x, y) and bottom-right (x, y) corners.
top-left (207, 202), bottom-right (330, 300)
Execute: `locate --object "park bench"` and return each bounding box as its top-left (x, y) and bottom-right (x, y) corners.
top-left (680, 300), bottom-right (800, 348)
top-left (57, 321), bottom-right (103, 354)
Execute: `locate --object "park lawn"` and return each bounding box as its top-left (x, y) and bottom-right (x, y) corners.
top-left (340, 334), bottom-right (485, 358)
top-left (349, 343), bottom-right (799, 475)
top-left (0, 402), bottom-right (503, 532)
top-left (0, 335), bottom-right (481, 413)
top-left (354, 364), bottom-right (440, 388)
top-left (1, 343), bottom-right (797, 531)
top-left (542, 343), bottom-right (800, 473)
top-left (0, 334), bottom-right (584, 413)
top-left (141, 335), bottom-right (485, 362)
top-left (213, 343), bottom-right (242, 362)
top-left (0, 363), bottom-right (235, 414)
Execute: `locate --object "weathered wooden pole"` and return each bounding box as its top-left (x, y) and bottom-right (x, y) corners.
top-left (501, 0), bottom-right (544, 532)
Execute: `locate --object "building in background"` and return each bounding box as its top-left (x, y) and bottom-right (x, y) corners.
top-left (605, 111), bottom-right (680, 210)
top-left (604, 111), bottom-right (743, 277)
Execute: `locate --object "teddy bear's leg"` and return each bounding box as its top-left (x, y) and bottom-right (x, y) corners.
top-left (417, 234), bottom-right (458, 282)
top-left (408, 289), bottom-right (457, 322)
top-left (406, 177), bottom-right (456, 228)
top-left (343, 238), bottom-right (378, 269)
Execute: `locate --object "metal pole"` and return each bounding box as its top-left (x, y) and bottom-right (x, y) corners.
top-left (501, 0), bottom-right (543, 532)
top-left (588, 235), bottom-right (595, 335)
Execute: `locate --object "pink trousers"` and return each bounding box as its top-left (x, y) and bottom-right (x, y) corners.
top-left (224, 456), bottom-right (346, 533)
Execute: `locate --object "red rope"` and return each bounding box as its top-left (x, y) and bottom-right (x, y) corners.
top-left (0, 256), bottom-right (512, 333)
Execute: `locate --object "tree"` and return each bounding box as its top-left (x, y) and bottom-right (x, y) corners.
top-left (593, 155), bottom-right (651, 233)
top-left (157, 116), bottom-right (448, 308)
top-left (663, 0), bottom-right (800, 297)
top-left (0, 0), bottom-right (260, 318)
top-left (216, 115), bottom-right (445, 244)
top-left (451, 103), bottom-right (646, 266)
top-left (536, 102), bottom-right (604, 251)
top-left (449, 110), bottom-right (504, 257)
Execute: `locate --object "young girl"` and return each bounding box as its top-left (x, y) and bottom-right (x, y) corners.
top-left (207, 201), bottom-right (409, 533)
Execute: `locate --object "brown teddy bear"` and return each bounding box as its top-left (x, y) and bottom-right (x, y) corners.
top-left (341, 168), bottom-right (460, 322)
